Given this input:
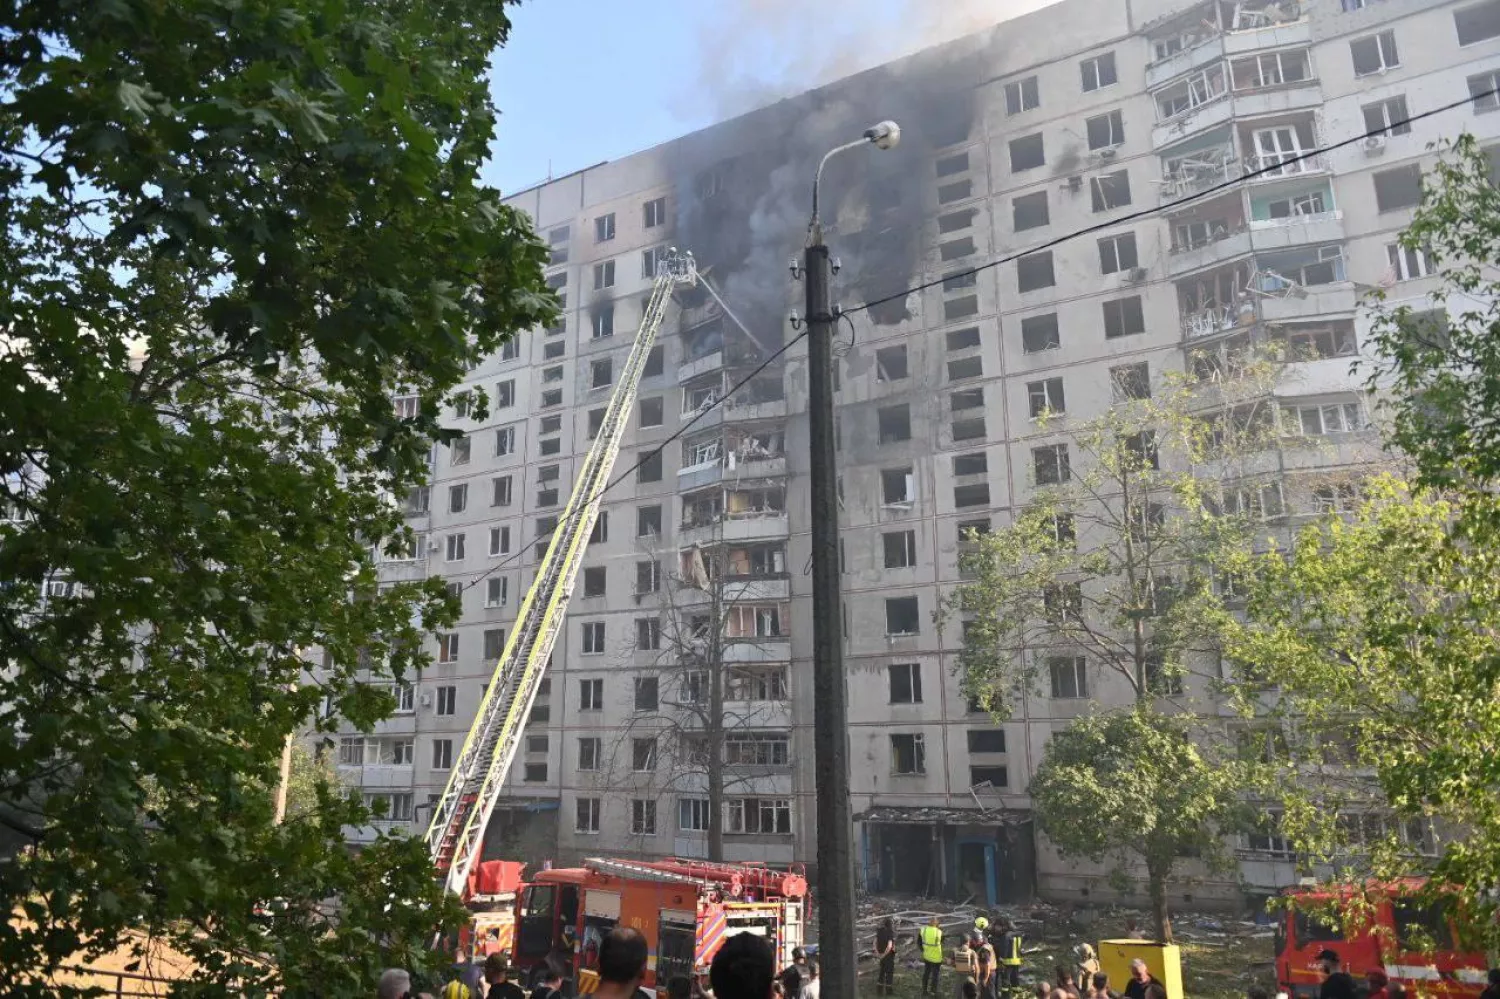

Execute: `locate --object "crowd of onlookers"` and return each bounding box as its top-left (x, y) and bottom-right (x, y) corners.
top-left (374, 931), bottom-right (1500, 999)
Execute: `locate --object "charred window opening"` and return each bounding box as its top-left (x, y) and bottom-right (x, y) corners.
top-left (938, 180), bottom-right (973, 205)
top-left (868, 295), bottom-right (912, 326)
top-left (1021, 313), bottom-right (1061, 353)
top-left (945, 296), bottom-right (980, 321)
top-left (939, 208), bottom-right (977, 233)
top-left (1010, 133), bottom-right (1046, 172)
top-left (936, 152), bottom-right (970, 177)
top-left (1017, 252), bottom-right (1056, 292)
top-left (1013, 191), bottom-right (1050, 231)
top-left (941, 237), bottom-right (977, 262)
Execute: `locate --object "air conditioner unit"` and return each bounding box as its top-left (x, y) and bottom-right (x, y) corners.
top-left (1363, 135), bottom-right (1387, 156)
top-left (419, 692), bottom-right (433, 707)
top-left (1096, 146), bottom-right (1119, 161)
top-left (1066, 175), bottom-right (1083, 193)
top-left (1125, 267), bottom-right (1148, 284)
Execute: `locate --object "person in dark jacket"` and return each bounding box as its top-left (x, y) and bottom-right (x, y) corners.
top-left (1121, 960), bottom-right (1160, 999)
top-left (1317, 950), bottom-right (1358, 999)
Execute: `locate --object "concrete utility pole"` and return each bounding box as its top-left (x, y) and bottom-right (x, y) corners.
top-left (801, 119), bottom-right (900, 999)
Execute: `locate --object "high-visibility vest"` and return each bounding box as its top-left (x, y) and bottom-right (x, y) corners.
top-left (1000, 932), bottom-right (1023, 967)
top-left (578, 969), bottom-right (601, 995)
top-left (921, 925), bottom-right (944, 963)
top-left (442, 982), bottom-right (473, 999)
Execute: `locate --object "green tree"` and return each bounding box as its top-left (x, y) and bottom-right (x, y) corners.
top-left (1222, 478), bottom-right (1500, 949)
top-left (1028, 709), bottom-right (1245, 944)
top-left (943, 360), bottom-right (1281, 941)
top-left (0, 2), bottom-right (551, 995)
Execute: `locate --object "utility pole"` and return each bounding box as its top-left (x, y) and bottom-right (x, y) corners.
top-left (800, 119), bottom-right (899, 999)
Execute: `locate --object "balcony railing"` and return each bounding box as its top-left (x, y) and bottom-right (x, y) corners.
top-left (1245, 152), bottom-right (1328, 181)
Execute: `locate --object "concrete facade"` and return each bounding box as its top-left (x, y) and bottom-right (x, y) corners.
top-left (319, 0), bottom-right (1500, 909)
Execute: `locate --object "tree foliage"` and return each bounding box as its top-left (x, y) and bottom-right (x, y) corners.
top-left (1222, 478), bottom-right (1500, 948)
top-left (1029, 708), bottom-right (1246, 944)
top-left (0, 1), bottom-right (551, 994)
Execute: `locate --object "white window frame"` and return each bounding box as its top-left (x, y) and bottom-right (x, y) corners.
top-left (485, 576), bottom-right (508, 608)
top-left (1049, 655), bottom-right (1088, 699)
top-left (1470, 70), bottom-right (1500, 112)
top-left (1281, 400), bottom-right (1368, 436)
top-left (488, 526), bottom-right (511, 557)
top-left (431, 738), bottom-right (453, 770)
top-left (1387, 243), bottom-right (1434, 281)
top-left (1350, 30), bottom-right (1399, 77)
top-left (1027, 377), bottom-right (1066, 419)
top-left (444, 532), bottom-right (465, 562)
top-left (631, 799), bottom-right (657, 835)
top-left (678, 797), bottom-right (711, 832)
top-left (890, 733), bottom-right (927, 775)
top-left (438, 632), bottom-right (459, 663)
top-left (1004, 75), bottom-right (1040, 114)
top-left (578, 737), bottom-right (602, 770)
top-left (582, 621), bottom-right (606, 655)
top-left (1081, 52), bottom-right (1117, 92)
top-left (575, 797), bottom-right (601, 834)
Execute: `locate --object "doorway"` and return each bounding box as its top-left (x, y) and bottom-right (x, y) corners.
top-left (957, 841), bottom-right (997, 908)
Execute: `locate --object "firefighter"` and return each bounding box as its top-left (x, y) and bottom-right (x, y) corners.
top-left (921, 916), bottom-right (946, 996)
top-left (996, 920), bottom-right (1024, 990)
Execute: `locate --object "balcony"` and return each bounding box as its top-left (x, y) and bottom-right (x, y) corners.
top-left (1147, 34), bottom-right (1226, 90)
top-left (1247, 211), bottom-right (1345, 252)
top-left (1167, 228), bottom-right (1253, 278)
top-left (1182, 303), bottom-right (1257, 340)
top-left (1243, 151), bottom-right (1327, 184)
top-left (722, 639), bottom-right (791, 664)
top-left (724, 397), bottom-right (788, 422)
top-left (1258, 283), bottom-right (1357, 322)
top-left (1158, 145), bottom-right (1242, 204)
top-left (1153, 91), bottom-right (1234, 150)
top-left (1230, 83), bottom-right (1321, 120)
top-left (678, 350), bottom-right (725, 384)
top-left (721, 576), bottom-right (792, 602)
top-left (679, 512), bottom-right (790, 547)
top-left (1223, 10), bottom-right (1309, 55)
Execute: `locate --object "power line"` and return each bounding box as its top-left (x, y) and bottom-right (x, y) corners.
top-left (849, 85), bottom-right (1495, 317)
top-left (451, 84), bottom-right (1494, 597)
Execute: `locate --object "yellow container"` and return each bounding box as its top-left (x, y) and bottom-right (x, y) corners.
top-left (1097, 940), bottom-right (1183, 999)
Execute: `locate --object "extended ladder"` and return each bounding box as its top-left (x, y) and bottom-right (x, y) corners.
top-left (424, 249), bottom-right (697, 896)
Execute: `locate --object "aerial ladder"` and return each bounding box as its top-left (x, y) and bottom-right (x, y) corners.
top-left (424, 248), bottom-right (698, 897)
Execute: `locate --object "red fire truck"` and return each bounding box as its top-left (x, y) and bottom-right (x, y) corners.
top-left (459, 860), bottom-right (526, 961)
top-left (1275, 880), bottom-right (1489, 999)
top-left (510, 857), bottom-right (808, 991)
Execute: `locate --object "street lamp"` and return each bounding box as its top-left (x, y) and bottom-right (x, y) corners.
top-left (801, 119), bottom-right (900, 999)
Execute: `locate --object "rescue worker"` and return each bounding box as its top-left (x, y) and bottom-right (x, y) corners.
top-left (442, 973), bottom-right (475, 999)
top-left (996, 920), bottom-right (1024, 990)
top-left (974, 933), bottom-right (997, 999)
top-left (951, 932), bottom-right (977, 999)
top-left (485, 956), bottom-right (525, 999)
top-left (974, 915), bottom-right (991, 940)
top-left (921, 916), bottom-right (946, 996)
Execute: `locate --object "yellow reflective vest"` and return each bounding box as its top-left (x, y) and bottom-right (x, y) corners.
top-left (442, 982), bottom-right (473, 999)
top-left (921, 924), bottom-right (944, 964)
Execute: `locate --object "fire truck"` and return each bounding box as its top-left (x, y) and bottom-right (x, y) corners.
top-left (510, 857), bottom-right (808, 991)
top-left (1275, 880), bottom-right (1489, 999)
top-left (460, 860), bottom-right (526, 960)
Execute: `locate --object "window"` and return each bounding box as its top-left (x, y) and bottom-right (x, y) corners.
top-left (878, 405), bottom-right (911, 444)
top-left (485, 577), bottom-right (508, 608)
top-left (1282, 401), bottom-right (1367, 436)
top-left (936, 153), bottom-right (969, 178)
top-left (938, 180), bottom-right (972, 204)
top-left (1086, 109), bottom-right (1124, 150)
top-left (542, 365), bottom-right (564, 385)
top-left (1146, 656), bottom-right (1184, 696)
top-left (636, 559), bottom-right (661, 595)
top-left (1009, 133), bottom-right (1046, 172)
top-left (1374, 164), bottom-right (1423, 213)
top-left (873, 344), bottom-right (910, 382)
top-left (1363, 96), bottom-right (1412, 136)
top-left (948, 356), bottom-right (983, 381)
top-left (578, 737), bottom-right (601, 770)
top-left (445, 533), bottom-right (466, 561)
top-left (429, 683), bottom-right (456, 718)
top-left (547, 226), bottom-right (570, 265)
top-left (643, 196), bottom-right (667, 228)
top-left (939, 208), bottom-right (977, 234)
top-left (642, 345), bottom-right (664, 378)
top-left (486, 474), bottom-right (511, 508)
top-left (629, 799), bottom-right (657, 836)
top-left (951, 387), bottom-right (983, 411)
top-left (881, 467), bottom-right (915, 505)
top-left (582, 621), bottom-right (606, 654)
top-left (431, 739), bottom-right (453, 770)
top-left (885, 596), bottom-right (920, 636)
top-left (1350, 31), bottom-right (1399, 76)
top-left (592, 260), bottom-right (615, 290)
top-left (1314, 483), bottom-right (1363, 514)
top-left (483, 628), bottom-right (507, 661)
top-left (1456, 1), bottom-right (1500, 45)
top-left (726, 797), bottom-right (792, 835)
top-left (493, 426), bottom-right (515, 457)
top-left (591, 307), bottom-right (615, 339)
top-left (444, 483), bottom-right (467, 515)
top-left (521, 763), bottom-right (547, 783)
top-left (1081, 52), bottom-right (1117, 91)
top-left (971, 766), bottom-right (1009, 788)
top-left (594, 213), bottom-right (615, 242)
top-left (891, 734), bottom-right (926, 775)
top-left (1021, 313), bottom-right (1060, 353)
top-left (1034, 443), bottom-right (1070, 485)
top-left (1017, 251), bottom-right (1055, 292)
top-left (636, 505), bottom-right (662, 537)
top-left (500, 337), bottom-right (520, 361)
top-left (433, 632), bottom-right (458, 665)
top-left (1388, 243), bottom-right (1434, 280)
top-left (953, 483), bottom-right (990, 508)
top-left (1043, 582), bottom-right (1083, 623)
top-left (540, 388), bottom-right (562, 407)
top-left (967, 730), bottom-right (1006, 754)
top-left (1005, 75), bottom-right (1040, 114)
top-left (586, 407), bottom-right (606, 439)
top-left (1469, 71), bottom-right (1500, 113)
top-left (953, 453), bottom-right (987, 477)
top-left (1027, 377), bottom-right (1066, 419)
top-left (636, 617), bottom-right (661, 650)
top-left (1013, 191), bottom-right (1049, 231)
top-left (1091, 170), bottom-right (1132, 211)
top-left (1103, 296), bottom-right (1146, 339)
top-left (884, 530), bottom-right (918, 569)
top-left (631, 735), bottom-right (658, 772)
top-left (1049, 656), bottom-right (1088, 698)
top-left (1105, 363), bottom-right (1150, 402)
top-left (575, 797), bottom-right (601, 833)
top-left (945, 295), bottom-right (979, 322)
top-left (724, 733), bottom-right (790, 767)
top-left (1098, 233), bottom-right (1138, 274)
top-left (639, 396), bottom-right (664, 427)
top-left (582, 566), bottom-right (606, 598)
top-left (637, 450), bottom-right (663, 483)
top-left (449, 435), bottom-right (470, 466)
top-left (947, 326), bottom-right (980, 351)
top-left (679, 798), bottom-right (710, 831)
top-left (889, 663), bottom-right (923, 704)
top-left (338, 737), bottom-right (368, 766)
top-left (579, 679), bottom-right (603, 711)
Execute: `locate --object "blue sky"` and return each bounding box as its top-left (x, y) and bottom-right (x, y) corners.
top-left (481, 0), bottom-right (1058, 194)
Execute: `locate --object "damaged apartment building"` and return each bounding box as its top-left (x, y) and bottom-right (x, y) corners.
top-left (317, 0), bottom-right (1500, 910)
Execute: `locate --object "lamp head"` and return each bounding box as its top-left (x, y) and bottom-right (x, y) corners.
top-left (864, 120), bottom-right (901, 151)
